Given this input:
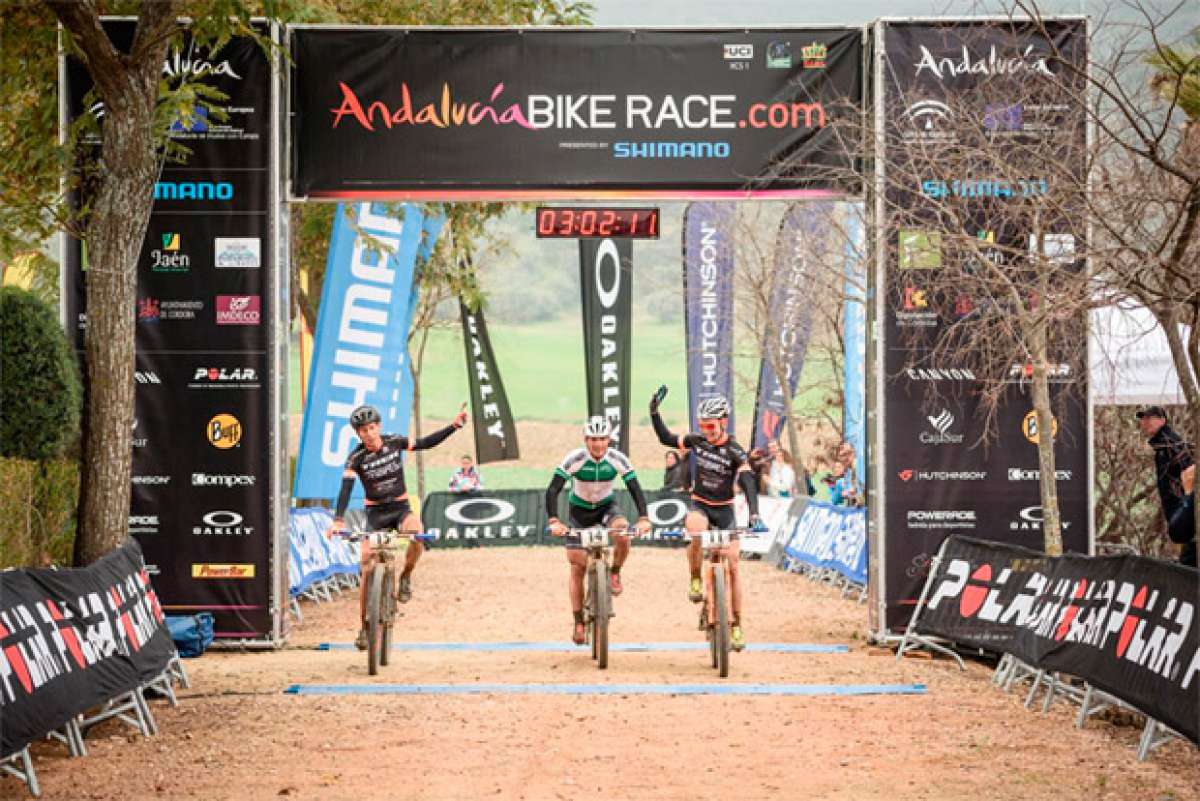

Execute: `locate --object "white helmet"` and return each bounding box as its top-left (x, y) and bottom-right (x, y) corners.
top-left (697, 396), bottom-right (731, 420)
top-left (582, 416), bottom-right (612, 438)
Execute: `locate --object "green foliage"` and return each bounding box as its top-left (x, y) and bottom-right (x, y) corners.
top-left (0, 287), bottom-right (82, 460)
top-left (1147, 30), bottom-right (1200, 121)
top-left (0, 458), bottom-right (79, 569)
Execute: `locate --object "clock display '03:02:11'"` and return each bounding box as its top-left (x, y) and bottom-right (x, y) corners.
top-left (535, 207), bottom-right (660, 239)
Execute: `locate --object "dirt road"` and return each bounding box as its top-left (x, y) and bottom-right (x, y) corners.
top-left (6, 547), bottom-right (1197, 800)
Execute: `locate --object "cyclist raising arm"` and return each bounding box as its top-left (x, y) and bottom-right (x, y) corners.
top-left (327, 403), bottom-right (467, 650)
top-left (648, 386), bottom-right (761, 651)
top-left (546, 416), bottom-right (651, 645)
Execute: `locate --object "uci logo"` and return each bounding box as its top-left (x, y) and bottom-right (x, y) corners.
top-left (444, 498), bottom-right (516, 525)
top-left (208, 413), bottom-right (242, 449)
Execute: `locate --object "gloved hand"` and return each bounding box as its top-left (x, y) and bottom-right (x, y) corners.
top-left (650, 385), bottom-right (669, 413)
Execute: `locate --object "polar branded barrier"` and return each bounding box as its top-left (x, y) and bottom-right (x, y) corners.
top-left (784, 502), bottom-right (868, 586)
top-left (0, 541), bottom-right (175, 758)
top-left (911, 535), bottom-right (1199, 745)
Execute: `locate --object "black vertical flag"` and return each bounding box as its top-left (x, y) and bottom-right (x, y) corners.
top-left (579, 239), bottom-right (633, 453)
top-left (459, 301), bottom-right (520, 463)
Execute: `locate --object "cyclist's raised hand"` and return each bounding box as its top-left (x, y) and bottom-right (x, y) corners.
top-left (649, 384), bottom-right (668, 412)
top-left (635, 516), bottom-right (652, 536)
top-left (326, 518), bottom-right (347, 539)
top-left (547, 517), bottom-right (568, 538)
top-left (453, 402), bottom-right (469, 429)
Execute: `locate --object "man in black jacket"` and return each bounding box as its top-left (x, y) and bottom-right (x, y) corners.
top-left (1137, 406), bottom-right (1197, 567)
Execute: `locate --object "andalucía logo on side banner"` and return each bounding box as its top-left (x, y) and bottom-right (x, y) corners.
top-left (460, 301), bottom-right (520, 463)
top-left (294, 203), bottom-right (432, 499)
top-left (579, 238), bottom-right (633, 454)
top-left (683, 202), bottom-right (736, 432)
top-left (751, 203), bottom-right (830, 450)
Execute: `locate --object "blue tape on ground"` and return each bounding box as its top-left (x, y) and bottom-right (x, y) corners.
top-left (283, 683), bottom-right (926, 697)
top-left (314, 641), bottom-right (850, 654)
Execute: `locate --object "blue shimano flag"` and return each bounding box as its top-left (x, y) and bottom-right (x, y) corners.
top-left (293, 203), bottom-right (431, 501)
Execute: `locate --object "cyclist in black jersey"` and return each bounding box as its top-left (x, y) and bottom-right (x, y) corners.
top-left (326, 403), bottom-right (467, 650)
top-left (649, 386), bottom-right (761, 650)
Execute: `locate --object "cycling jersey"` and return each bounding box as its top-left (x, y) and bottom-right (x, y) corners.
top-left (335, 423), bottom-right (459, 518)
top-left (651, 411), bottom-right (758, 513)
top-left (546, 447), bottom-right (648, 520)
top-left (556, 447), bottom-right (637, 509)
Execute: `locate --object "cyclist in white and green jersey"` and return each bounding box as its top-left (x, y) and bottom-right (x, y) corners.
top-left (547, 416), bottom-right (651, 645)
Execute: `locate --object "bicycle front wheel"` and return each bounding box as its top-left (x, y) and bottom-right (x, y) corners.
top-left (713, 567), bottom-right (730, 678)
top-left (587, 562), bottom-right (599, 660)
top-left (379, 566), bottom-right (396, 667)
top-left (594, 560), bottom-right (610, 670)
top-left (366, 566), bottom-right (384, 676)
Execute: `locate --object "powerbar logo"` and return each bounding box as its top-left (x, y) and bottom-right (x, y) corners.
top-left (191, 563), bottom-right (255, 579)
top-left (906, 510), bottom-right (977, 530)
top-left (927, 559), bottom-right (1200, 689)
top-left (192, 473), bottom-right (256, 487)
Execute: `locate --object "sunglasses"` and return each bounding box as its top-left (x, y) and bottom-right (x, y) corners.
top-left (698, 420), bottom-right (723, 433)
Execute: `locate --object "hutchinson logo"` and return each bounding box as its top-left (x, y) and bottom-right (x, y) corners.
top-left (1022, 410), bottom-right (1058, 444)
top-left (208, 413), bottom-right (242, 449)
top-left (192, 563), bottom-right (255, 579)
top-left (216, 295), bottom-right (261, 326)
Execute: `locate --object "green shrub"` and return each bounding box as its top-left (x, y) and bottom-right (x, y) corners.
top-left (0, 457), bottom-right (79, 568)
top-left (0, 286), bottom-right (81, 459)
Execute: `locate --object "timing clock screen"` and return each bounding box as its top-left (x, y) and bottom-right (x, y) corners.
top-left (535, 207), bottom-right (660, 238)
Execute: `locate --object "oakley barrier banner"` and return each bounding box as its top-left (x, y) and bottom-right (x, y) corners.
top-left (750, 204), bottom-right (827, 450)
top-left (290, 28), bottom-right (863, 197)
top-left (0, 541), bottom-right (173, 757)
top-left (875, 19), bottom-right (1090, 633)
top-left (918, 536), bottom-right (1198, 745)
top-left (683, 202), bottom-right (736, 432)
top-left (580, 238), bottom-right (633, 454)
top-left (460, 302), bottom-right (520, 463)
top-left (64, 22), bottom-right (277, 640)
top-left (294, 203), bottom-right (425, 501)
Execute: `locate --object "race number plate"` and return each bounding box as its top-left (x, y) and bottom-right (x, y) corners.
top-left (701, 530), bottom-right (731, 549)
top-left (578, 529), bottom-right (610, 548)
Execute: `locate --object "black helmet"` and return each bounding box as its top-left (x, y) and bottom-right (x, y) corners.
top-left (350, 405), bottom-right (381, 429)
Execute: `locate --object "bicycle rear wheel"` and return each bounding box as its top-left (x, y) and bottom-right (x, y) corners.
top-left (713, 567), bottom-right (730, 678)
top-left (594, 560), bottom-right (610, 670)
top-left (366, 567), bottom-right (384, 676)
top-left (379, 565), bottom-right (396, 667)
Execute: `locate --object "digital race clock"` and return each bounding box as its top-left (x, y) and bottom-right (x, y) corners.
top-left (535, 207), bottom-right (660, 239)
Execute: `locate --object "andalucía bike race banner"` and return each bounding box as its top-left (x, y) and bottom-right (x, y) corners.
top-left (289, 28), bottom-right (863, 197)
top-left (294, 203), bottom-right (428, 501)
top-left (750, 203), bottom-right (827, 450)
top-left (64, 22), bottom-right (277, 641)
top-left (460, 301), bottom-right (520, 464)
top-left (875, 19), bottom-right (1090, 634)
top-left (682, 202), bottom-right (736, 432)
top-left (579, 238), bottom-right (634, 454)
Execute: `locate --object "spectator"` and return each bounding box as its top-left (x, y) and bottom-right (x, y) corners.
top-left (1137, 406), bottom-right (1196, 567)
top-left (662, 449), bottom-right (690, 492)
top-left (448, 454), bottom-right (483, 494)
top-left (834, 441), bottom-right (861, 507)
top-left (766, 443), bottom-right (797, 498)
top-left (748, 447), bottom-right (771, 493)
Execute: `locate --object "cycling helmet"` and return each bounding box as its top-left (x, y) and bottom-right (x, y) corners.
top-left (350, 404), bottom-right (381, 429)
top-left (582, 416), bottom-right (612, 438)
top-left (697, 396), bottom-right (731, 420)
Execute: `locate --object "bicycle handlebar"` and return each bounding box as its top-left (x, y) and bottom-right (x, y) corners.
top-left (333, 529), bottom-right (436, 544)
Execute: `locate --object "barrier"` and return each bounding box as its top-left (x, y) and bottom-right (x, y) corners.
top-left (904, 535), bottom-right (1199, 755)
top-left (288, 508), bottom-right (360, 607)
top-left (782, 502), bottom-right (868, 587)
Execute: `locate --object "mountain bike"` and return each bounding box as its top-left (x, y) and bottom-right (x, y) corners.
top-left (335, 529), bottom-right (433, 676)
top-left (554, 526), bottom-right (619, 669)
top-left (670, 527), bottom-right (756, 678)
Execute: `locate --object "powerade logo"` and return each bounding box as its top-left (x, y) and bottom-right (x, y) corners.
top-left (154, 181), bottom-right (233, 201)
top-left (906, 510), bottom-right (977, 530)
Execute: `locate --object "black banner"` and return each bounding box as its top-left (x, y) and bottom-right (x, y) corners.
top-left (290, 28), bottom-right (863, 197)
top-left (918, 536), bottom-right (1199, 745)
top-left (0, 541), bottom-right (174, 757)
top-left (579, 238), bottom-right (633, 454)
top-left (65, 22), bottom-right (276, 640)
top-left (876, 19), bottom-right (1090, 633)
top-left (420, 489), bottom-right (691, 548)
top-left (459, 302), bottom-right (519, 463)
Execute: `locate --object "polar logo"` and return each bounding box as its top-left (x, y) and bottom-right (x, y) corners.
top-left (444, 498), bottom-right (516, 525)
top-left (647, 498), bottom-right (687, 526)
top-left (203, 510), bottom-right (243, 527)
